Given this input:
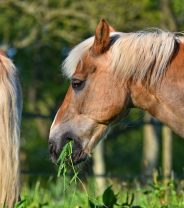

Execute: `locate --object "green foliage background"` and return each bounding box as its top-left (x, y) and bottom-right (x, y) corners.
top-left (0, 0), bottom-right (184, 182)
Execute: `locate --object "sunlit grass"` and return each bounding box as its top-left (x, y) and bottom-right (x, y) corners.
top-left (16, 178), bottom-right (184, 208)
top-left (16, 141), bottom-right (184, 207)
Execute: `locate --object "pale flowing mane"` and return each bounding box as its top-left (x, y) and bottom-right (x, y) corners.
top-left (110, 31), bottom-right (177, 85)
top-left (63, 30), bottom-right (182, 85)
top-left (62, 36), bottom-right (95, 78)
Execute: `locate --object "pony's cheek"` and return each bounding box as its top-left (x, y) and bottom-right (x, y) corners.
top-left (80, 87), bottom-right (127, 123)
top-left (84, 103), bottom-right (123, 123)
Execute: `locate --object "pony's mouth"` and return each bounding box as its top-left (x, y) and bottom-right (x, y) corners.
top-left (49, 131), bottom-right (89, 165)
top-left (72, 150), bottom-right (88, 165)
top-left (50, 148), bottom-right (88, 166)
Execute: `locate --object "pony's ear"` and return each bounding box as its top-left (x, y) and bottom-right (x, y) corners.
top-left (91, 19), bottom-right (111, 56)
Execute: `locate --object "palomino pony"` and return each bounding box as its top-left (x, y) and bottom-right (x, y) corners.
top-left (0, 51), bottom-right (22, 207)
top-left (49, 19), bottom-right (184, 165)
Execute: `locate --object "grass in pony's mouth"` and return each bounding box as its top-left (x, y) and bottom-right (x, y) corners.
top-left (56, 141), bottom-right (90, 207)
top-left (57, 140), bottom-right (79, 186)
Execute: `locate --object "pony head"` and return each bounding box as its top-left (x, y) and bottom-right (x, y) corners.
top-left (49, 20), bottom-right (129, 164)
top-left (49, 19), bottom-right (178, 165)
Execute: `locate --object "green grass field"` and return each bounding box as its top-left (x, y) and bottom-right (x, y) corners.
top-left (16, 177), bottom-right (184, 208)
top-left (17, 142), bottom-right (184, 208)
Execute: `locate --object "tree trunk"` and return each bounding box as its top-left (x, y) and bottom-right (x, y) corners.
top-left (142, 113), bottom-right (159, 179)
top-left (93, 141), bottom-right (106, 193)
top-left (162, 126), bottom-right (172, 180)
top-left (160, 0), bottom-right (175, 181)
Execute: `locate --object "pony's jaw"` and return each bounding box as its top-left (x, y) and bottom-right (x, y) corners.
top-left (49, 115), bottom-right (107, 165)
top-left (83, 123), bottom-right (108, 154)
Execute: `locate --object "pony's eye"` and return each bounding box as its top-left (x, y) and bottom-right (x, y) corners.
top-left (71, 79), bottom-right (85, 91)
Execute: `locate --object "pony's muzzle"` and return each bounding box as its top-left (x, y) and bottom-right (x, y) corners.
top-left (48, 139), bottom-right (58, 163)
top-left (48, 132), bottom-right (87, 165)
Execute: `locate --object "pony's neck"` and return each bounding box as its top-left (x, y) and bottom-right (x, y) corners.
top-left (129, 42), bottom-right (184, 138)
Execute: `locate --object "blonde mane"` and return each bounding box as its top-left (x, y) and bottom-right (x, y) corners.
top-left (63, 30), bottom-right (181, 85)
top-left (0, 54), bottom-right (22, 207)
top-left (62, 36), bottom-right (94, 78)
